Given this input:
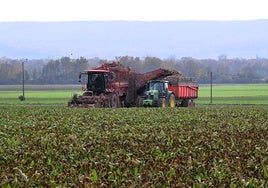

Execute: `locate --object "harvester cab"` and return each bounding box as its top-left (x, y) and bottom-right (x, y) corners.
top-left (68, 62), bottom-right (128, 108)
top-left (143, 80), bottom-right (173, 107)
top-left (79, 70), bottom-right (111, 94)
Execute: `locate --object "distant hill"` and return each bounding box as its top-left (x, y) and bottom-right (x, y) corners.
top-left (1, 20), bottom-right (268, 59)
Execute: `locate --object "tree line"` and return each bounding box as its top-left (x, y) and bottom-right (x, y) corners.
top-left (0, 56), bottom-right (267, 85)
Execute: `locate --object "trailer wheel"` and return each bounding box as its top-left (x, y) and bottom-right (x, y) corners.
top-left (158, 98), bottom-right (166, 107)
top-left (169, 94), bottom-right (176, 107)
top-left (181, 99), bottom-right (189, 107)
top-left (189, 99), bottom-right (195, 107)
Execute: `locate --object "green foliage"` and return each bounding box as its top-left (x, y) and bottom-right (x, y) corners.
top-left (18, 95), bottom-right (25, 101)
top-left (0, 106), bottom-right (267, 187)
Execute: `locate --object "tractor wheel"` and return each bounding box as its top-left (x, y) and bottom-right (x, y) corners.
top-left (158, 98), bottom-right (166, 107)
top-left (169, 94), bottom-right (176, 107)
top-left (110, 94), bottom-right (117, 108)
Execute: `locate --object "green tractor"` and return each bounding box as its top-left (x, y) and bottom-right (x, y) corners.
top-left (142, 80), bottom-right (176, 107)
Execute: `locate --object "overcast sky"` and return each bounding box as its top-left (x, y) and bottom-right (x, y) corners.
top-left (1, 0), bottom-right (268, 22)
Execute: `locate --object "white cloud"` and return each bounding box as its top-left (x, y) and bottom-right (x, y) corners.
top-left (0, 0), bottom-right (267, 21)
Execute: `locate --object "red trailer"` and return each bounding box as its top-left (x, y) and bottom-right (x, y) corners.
top-left (168, 84), bottom-right (199, 107)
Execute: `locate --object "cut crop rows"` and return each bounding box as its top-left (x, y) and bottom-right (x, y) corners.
top-left (0, 105), bottom-right (267, 187)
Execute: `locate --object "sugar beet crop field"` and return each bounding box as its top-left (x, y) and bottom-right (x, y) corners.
top-left (0, 105), bottom-right (268, 187)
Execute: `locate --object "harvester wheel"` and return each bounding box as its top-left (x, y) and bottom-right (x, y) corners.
top-left (158, 98), bottom-right (166, 107)
top-left (110, 94), bottom-right (117, 108)
top-left (169, 94), bottom-right (176, 107)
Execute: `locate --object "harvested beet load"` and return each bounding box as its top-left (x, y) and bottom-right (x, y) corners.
top-left (162, 69), bottom-right (197, 85)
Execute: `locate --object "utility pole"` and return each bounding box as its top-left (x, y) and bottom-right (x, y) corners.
top-left (22, 60), bottom-right (25, 99)
top-left (210, 72), bottom-right (212, 104)
top-left (21, 59), bottom-right (27, 101)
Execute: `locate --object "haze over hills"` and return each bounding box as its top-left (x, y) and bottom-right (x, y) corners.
top-left (1, 20), bottom-right (268, 60)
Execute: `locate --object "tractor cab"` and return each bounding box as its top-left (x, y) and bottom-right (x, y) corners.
top-left (79, 70), bottom-right (111, 94)
top-left (147, 80), bottom-right (168, 94)
top-left (143, 80), bottom-right (169, 107)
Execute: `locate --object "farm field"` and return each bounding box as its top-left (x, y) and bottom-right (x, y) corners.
top-left (0, 85), bottom-right (81, 105)
top-left (0, 106), bottom-right (267, 187)
top-left (0, 84), bottom-right (268, 105)
top-left (197, 84), bottom-right (268, 105)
